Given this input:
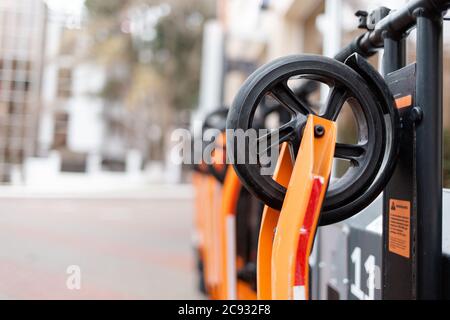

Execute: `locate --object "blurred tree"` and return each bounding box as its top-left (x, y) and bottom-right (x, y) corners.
top-left (84, 0), bottom-right (214, 111)
top-left (83, 0), bottom-right (214, 161)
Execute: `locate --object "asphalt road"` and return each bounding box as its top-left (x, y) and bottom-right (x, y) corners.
top-left (0, 193), bottom-right (203, 299)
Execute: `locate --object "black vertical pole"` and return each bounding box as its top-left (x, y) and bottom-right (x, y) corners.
top-left (383, 37), bottom-right (406, 76)
top-left (382, 36), bottom-right (413, 300)
top-left (415, 10), bottom-right (443, 299)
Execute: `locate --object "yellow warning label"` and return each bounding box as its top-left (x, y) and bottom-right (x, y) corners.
top-left (389, 199), bottom-right (411, 258)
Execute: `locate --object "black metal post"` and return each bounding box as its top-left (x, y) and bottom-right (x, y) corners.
top-left (382, 35), bottom-right (414, 300)
top-left (308, 0), bottom-right (449, 299)
top-left (383, 37), bottom-right (406, 76)
top-left (415, 10), bottom-right (443, 299)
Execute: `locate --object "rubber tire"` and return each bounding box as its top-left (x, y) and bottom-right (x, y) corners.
top-left (227, 54), bottom-right (390, 225)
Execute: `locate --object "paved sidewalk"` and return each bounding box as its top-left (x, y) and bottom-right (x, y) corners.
top-left (0, 186), bottom-right (204, 299)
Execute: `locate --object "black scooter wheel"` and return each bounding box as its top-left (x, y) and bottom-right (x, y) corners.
top-left (226, 54), bottom-right (396, 225)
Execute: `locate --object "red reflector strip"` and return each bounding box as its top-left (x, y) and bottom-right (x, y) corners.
top-left (295, 176), bottom-right (324, 286)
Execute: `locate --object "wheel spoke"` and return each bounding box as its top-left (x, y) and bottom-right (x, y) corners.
top-left (322, 86), bottom-right (348, 120)
top-left (269, 82), bottom-right (314, 115)
top-left (257, 119), bottom-right (297, 156)
top-left (334, 143), bottom-right (366, 165)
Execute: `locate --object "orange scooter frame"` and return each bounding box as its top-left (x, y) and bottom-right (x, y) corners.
top-left (218, 167), bottom-right (258, 300)
top-left (194, 132), bottom-right (253, 300)
top-left (216, 132), bottom-right (257, 300)
top-left (194, 171), bottom-right (222, 299)
top-left (257, 115), bottom-right (336, 300)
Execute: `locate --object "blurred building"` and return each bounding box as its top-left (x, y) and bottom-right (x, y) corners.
top-left (0, 0), bottom-right (167, 186)
top-left (219, 0), bottom-right (384, 106)
top-left (38, 11), bottom-right (106, 173)
top-left (0, 0), bottom-right (46, 183)
top-left (33, 6), bottom-right (152, 183)
top-left (219, 0), bottom-right (450, 123)
top-left (203, 0), bottom-right (450, 187)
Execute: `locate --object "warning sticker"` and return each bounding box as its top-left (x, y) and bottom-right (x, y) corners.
top-left (389, 199), bottom-right (411, 258)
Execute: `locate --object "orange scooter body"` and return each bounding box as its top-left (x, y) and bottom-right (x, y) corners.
top-left (198, 117), bottom-right (340, 300)
top-left (194, 172), bottom-right (221, 298)
top-left (219, 167), bottom-right (257, 300)
top-left (257, 115), bottom-right (336, 300)
top-left (193, 172), bottom-right (206, 265)
top-left (218, 168), bottom-right (240, 300)
top-left (195, 131), bottom-right (258, 300)
top-left (193, 133), bottom-right (237, 299)
top-left (257, 143), bottom-right (293, 300)
top-left (216, 133), bottom-right (257, 300)
top-left (193, 163), bottom-right (214, 260)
